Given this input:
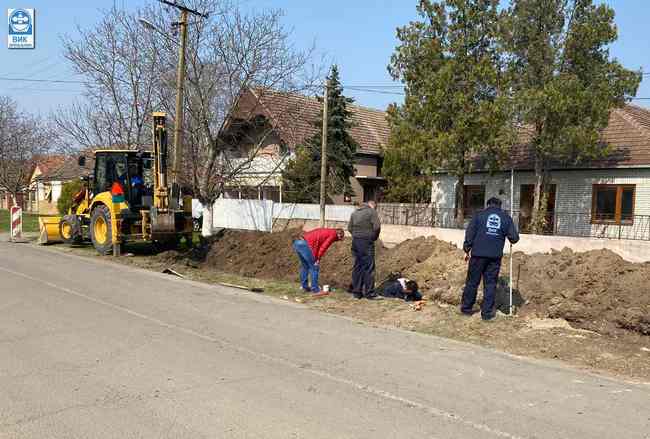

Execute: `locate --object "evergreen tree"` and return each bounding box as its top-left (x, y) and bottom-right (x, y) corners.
top-left (385, 0), bottom-right (513, 222)
top-left (504, 0), bottom-right (641, 232)
top-left (282, 65), bottom-right (359, 203)
top-left (381, 104), bottom-right (433, 203)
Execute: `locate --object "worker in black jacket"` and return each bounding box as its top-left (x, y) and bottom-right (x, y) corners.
top-left (348, 201), bottom-right (381, 299)
top-left (461, 197), bottom-right (520, 320)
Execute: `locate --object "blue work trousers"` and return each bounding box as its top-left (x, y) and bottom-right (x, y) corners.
top-left (293, 239), bottom-right (320, 292)
top-left (461, 256), bottom-right (501, 319)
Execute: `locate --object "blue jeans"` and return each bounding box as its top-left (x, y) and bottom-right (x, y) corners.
top-left (461, 256), bottom-right (501, 319)
top-left (293, 239), bottom-right (320, 292)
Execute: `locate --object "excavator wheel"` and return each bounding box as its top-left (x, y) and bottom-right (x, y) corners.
top-left (59, 215), bottom-right (83, 245)
top-left (90, 205), bottom-right (113, 255)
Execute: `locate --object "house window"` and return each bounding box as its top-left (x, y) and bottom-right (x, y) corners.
top-left (591, 185), bottom-right (635, 224)
top-left (463, 185), bottom-right (485, 217)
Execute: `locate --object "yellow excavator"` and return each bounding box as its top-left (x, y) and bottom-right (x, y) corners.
top-left (40, 112), bottom-right (193, 255)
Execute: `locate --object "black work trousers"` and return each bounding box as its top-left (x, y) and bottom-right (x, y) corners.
top-left (351, 237), bottom-right (376, 297)
top-left (461, 256), bottom-right (501, 319)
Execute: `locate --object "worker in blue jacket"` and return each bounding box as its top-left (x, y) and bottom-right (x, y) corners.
top-left (461, 197), bottom-right (520, 320)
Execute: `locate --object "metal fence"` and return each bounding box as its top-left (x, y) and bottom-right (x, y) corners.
top-left (376, 203), bottom-right (650, 241)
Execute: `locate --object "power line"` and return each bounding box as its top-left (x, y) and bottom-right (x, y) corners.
top-left (0, 76), bottom-right (85, 84)
top-left (344, 86), bottom-right (405, 96)
top-left (1, 87), bottom-right (83, 93)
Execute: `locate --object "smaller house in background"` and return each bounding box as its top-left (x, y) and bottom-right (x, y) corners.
top-left (30, 153), bottom-right (94, 215)
top-left (219, 87), bottom-right (390, 204)
top-left (431, 104), bottom-right (650, 240)
top-left (27, 155), bottom-right (66, 213)
top-left (0, 156), bottom-right (65, 213)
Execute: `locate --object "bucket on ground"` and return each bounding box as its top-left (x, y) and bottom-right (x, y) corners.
top-left (39, 216), bottom-right (62, 244)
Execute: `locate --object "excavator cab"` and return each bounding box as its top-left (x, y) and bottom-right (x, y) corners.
top-left (92, 151), bottom-right (154, 209)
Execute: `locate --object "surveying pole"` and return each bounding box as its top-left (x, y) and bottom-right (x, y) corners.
top-left (157, 0), bottom-right (208, 191)
top-left (509, 168), bottom-right (515, 315)
top-left (319, 78), bottom-right (329, 227)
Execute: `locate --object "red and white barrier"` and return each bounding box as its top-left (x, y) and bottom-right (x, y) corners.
top-left (10, 206), bottom-right (22, 241)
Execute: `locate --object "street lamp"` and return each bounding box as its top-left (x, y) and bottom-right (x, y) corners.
top-left (137, 18), bottom-right (156, 31)
top-left (138, 18), bottom-right (178, 45)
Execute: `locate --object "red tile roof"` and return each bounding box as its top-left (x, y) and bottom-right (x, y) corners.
top-left (490, 104), bottom-right (650, 170)
top-left (229, 88), bottom-right (389, 156)
top-left (35, 155), bottom-right (66, 175)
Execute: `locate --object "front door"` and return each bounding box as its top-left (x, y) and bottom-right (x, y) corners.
top-left (519, 184), bottom-right (556, 234)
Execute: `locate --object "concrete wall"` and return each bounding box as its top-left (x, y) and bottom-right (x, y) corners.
top-left (379, 224), bottom-right (650, 263)
top-left (212, 199), bottom-right (355, 232)
top-left (212, 199), bottom-right (276, 232)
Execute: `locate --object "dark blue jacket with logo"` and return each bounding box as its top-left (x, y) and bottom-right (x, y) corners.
top-left (463, 207), bottom-right (520, 259)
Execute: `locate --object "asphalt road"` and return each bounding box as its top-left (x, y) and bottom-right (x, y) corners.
top-left (0, 241), bottom-right (648, 439)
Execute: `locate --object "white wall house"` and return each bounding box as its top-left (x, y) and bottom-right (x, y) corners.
top-left (430, 104), bottom-right (650, 241)
top-left (432, 169), bottom-right (650, 240)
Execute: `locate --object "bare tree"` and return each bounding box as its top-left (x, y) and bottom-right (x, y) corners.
top-left (0, 96), bottom-right (51, 205)
top-left (55, 5), bottom-right (160, 150)
top-left (56, 0), bottom-right (322, 235)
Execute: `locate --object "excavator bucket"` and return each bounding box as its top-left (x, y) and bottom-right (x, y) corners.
top-left (39, 216), bottom-right (62, 244)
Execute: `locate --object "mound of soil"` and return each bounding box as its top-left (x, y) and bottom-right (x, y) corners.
top-left (205, 229), bottom-right (301, 281)
top-left (510, 248), bottom-right (650, 335)
top-left (199, 229), bottom-right (650, 336)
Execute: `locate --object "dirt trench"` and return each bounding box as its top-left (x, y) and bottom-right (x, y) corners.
top-left (156, 229), bottom-right (650, 337)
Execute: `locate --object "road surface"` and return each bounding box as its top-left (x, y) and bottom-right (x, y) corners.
top-left (0, 241), bottom-right (648, 438)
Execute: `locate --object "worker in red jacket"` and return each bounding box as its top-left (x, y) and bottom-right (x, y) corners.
top-left (292, 228), bottom-right (345, 294)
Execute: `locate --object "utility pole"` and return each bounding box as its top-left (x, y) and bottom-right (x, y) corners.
top-left (157, 0), bottom-right (208, 203)
top-left (319, 78), bottom-right (329, 227)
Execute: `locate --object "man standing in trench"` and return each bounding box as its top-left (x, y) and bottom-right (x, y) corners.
top-left (348, 200), bottom-right (382, 300)
top-left (461, 197), bottom-right (519, 320)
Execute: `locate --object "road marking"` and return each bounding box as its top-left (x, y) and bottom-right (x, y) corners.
top-left (0, 265), bottom-right (526, 439)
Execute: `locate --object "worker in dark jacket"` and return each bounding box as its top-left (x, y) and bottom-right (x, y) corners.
top-left (293, 228), bottom-right (345, 294)
top-left (348, 201), bottom-right (381, 299)
top-left (461, 197), bottom-right (520, 320)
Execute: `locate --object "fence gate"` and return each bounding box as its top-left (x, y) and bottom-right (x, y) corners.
top-left (10, 206), bottom-right (22, 241)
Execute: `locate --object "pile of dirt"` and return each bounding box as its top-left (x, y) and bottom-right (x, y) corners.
top-left (205, 229), bottom-right (302, 281)
top-left (198, 229), bottom-right (649, 336)
top-left (203, 229), bottom-right (438, 288)
top-left (508, 248), bottom-right (650, 335)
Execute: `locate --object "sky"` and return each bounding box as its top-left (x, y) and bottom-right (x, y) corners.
top-left (1, 0), bottom-right (648, 117)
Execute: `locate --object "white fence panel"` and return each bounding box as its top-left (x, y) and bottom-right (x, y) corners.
top-left (211, 199), bottom-right (275, 232)
top-left (272, 203), bottom-right (355, 222)
top-left (210, 200), bottom-right (357, 232)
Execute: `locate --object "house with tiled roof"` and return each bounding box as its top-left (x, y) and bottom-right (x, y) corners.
top-left (431, 104), bottom-right (650, 240)
top-left (219, 87), bottom-right (390, 204)
top-left (28, 152), bottom-right (94, 214)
